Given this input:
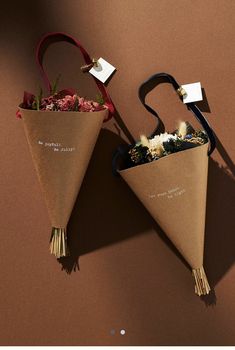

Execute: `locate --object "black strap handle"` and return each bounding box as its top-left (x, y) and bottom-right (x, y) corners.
top-left (138, 72), bottom-right (216, 155)
top-left (112, 72), bottom-right (216, 175)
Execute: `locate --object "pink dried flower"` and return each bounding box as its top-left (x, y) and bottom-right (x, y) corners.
top-left (19, 89), bottom-right (107, 113)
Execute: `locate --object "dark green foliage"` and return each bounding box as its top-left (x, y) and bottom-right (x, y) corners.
top-left (193, 130), bottom-right (208, 143)
top-left (32, 87), bottom-right (43, 110)
top-left (73, 95), bottom-right (79, 111)
top-left (164, 137), bottom-right (200, 153)
top-left (128, 145), bottom-right (149, 166)
top-left (163, 138), bottom-right (184, 155)
top-left (96, 94), bottom-right (105, 105)
top-left (51, 74), bottom-right (61, 95)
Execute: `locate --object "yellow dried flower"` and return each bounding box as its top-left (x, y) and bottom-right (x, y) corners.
top-left (149, 143), bottom-right (164, 157)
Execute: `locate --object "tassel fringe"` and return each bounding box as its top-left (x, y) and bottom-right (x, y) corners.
top-left (50, 227), bottom-right (69, 258)
top-left (192, 266), bottom-right (211, 296)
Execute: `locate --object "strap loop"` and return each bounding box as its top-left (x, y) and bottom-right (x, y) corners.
top-left (35, 32), bottom-right (114, 121)
top-left (138, 72), bottom-right (216, 155)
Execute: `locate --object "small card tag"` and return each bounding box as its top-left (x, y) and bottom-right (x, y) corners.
top-left (89, 57), bottom-right (116, 83)
top-left (181, 82), bottom-right (203, 104)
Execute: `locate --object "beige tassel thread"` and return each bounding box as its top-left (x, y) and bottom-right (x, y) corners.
top-left (140, 134), bottom-right (150, 148)
top-left (50, 227), bottom-right (69, 258)
top-left (192, 266), bottom-right (211, 296)
top-left (178, 121), bottom-right (187, 139)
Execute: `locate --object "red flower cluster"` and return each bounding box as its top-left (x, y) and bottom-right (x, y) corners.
top-left (18, 89), bottom-right (107, 115)
top-left (41, 94), bottom-right (106, 112)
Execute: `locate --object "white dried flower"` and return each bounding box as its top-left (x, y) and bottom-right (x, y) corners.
top-left (139, 132), bottom-right (178, 159)
top-left (46, 103), bottom-right (55, 111)
top-left (149, 132), bottom-right (177, 149)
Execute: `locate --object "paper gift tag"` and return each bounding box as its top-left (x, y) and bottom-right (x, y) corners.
top-left (89, 57), bottom-right (116, 83)
top-left (181, 82), bottom-right (203, 104)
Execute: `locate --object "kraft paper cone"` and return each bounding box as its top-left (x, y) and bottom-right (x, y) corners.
top-left (20, 108), bottom-right (107, 257)
top-left (120, 143), bottom-right (210, 296)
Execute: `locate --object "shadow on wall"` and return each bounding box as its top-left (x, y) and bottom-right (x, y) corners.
top-left (53, 69), bottom-right (235, 310)
top-left (59, 117), bottom-right (235, 308)
top-left (204, 157), bottom-right (235, 289)
top-left (58, 126), bottom-right (153, 273)
top-left (0, 1), bottom-right (48, 45)
top-left (59, 125), bottom-right (190, 275)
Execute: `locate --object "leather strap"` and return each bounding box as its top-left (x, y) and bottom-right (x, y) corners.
top-left (36, 32), bottom-right (114, 121)
top-left (138, 72), bottom-right (216, 155)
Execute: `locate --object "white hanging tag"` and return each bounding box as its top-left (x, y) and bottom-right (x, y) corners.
top-left (89, 57), bottom-right (116, 83)
top-left (181, 82), bottom-right (203, 104)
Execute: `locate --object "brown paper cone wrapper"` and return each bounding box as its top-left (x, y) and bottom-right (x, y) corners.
top-left (120, 143), bottom-right (210, 296)
top-left (20, 107), bottom-right (108, 257)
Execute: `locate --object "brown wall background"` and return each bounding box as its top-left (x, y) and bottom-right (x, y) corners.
top-left (0, 0), bottom-right (235, 345)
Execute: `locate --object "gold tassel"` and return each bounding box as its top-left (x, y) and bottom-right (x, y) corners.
top-left (50, 227), bottom-right (69, 258)
top-left (192, 266), bottom-right (211, 296)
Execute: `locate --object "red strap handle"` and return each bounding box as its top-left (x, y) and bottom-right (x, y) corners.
top-left (36, 32), bottom-right (114, 121)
